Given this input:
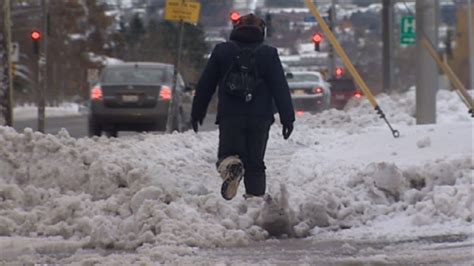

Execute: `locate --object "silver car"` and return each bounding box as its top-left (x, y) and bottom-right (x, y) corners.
top-left (286, 71), bottom-right (332, 114)
top-left (88, 62), bottom-right (193, 137)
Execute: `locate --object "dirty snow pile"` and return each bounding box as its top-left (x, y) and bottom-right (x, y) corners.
top-left (0, 88), bottom-right (472, 264)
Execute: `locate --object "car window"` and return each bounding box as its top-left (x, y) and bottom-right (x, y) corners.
top-left (290, 73), bottom-right (321, 83)
top-left (101, 66), bottom-right (171, 85)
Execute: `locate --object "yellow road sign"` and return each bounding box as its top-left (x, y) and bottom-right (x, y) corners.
top-left (165, 0), bottom-right (201, 24)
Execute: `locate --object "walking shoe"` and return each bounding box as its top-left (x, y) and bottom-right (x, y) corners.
top-left (218, 156), bottom-right (244, 200)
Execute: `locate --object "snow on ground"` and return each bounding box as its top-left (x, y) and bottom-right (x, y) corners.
top-left (13, 103), bottom-right (85, 121)
top-left (0, 88), bottom-right (472, 264)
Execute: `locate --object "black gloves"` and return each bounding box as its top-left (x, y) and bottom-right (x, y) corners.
top-left (282, 122), bottom-right (293, 140)
top-left (191, 117), bottom-right (203, 133)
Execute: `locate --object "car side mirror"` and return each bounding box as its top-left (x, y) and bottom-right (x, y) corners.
top-left (285, 72), bottom-right (294, 79)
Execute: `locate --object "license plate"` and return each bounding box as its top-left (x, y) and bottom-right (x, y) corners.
top-left (293, 90), bottom-right (305, 95)
top-left (335, 94), bottom-right (346, 100)
top-left (122, 95), bottom-right (139, 102)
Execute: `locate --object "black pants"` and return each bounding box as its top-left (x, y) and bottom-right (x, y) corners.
top-left (218, 116), bottom-right (273, 196)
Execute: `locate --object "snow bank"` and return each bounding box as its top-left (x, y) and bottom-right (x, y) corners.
top-left (14, 103), bottom-right (84, 121)
top-left (0, 88), bottom-right (472, 264)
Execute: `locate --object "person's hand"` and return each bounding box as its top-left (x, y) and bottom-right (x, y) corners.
top-left (282, 122), bottom-right (293, 140)
top-left (191, 117), bottom-right (203, 133)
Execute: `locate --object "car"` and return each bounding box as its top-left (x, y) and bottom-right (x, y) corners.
top-left (88, 62), bottom-right (193, 137)
top-left (327, 77), bottom-right (362, 110)
top-left (286, 71), bottom-right (332, 114)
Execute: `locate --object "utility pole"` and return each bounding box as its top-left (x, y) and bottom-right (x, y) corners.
top-left (382, 0), bottom-right (394, 92)
top-left (1, 0), bottom-right (13, 127)
top-left (468, 0), bottom-right (474, 90)
top-left (416, 0), bottom-right (438, 124)
top-left (327, 0), bottom-right (336, 78)
top-left (37, 0), bottom-right (48, 133)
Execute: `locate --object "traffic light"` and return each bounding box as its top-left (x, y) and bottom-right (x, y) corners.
top-left (313, 32), bottom-right (322, 51)
top-left (335, 67), bottom-right (344, 78)
top-left (230, 11), bottom-right (240, 24)
top-left (31, 30), bottom-right (41, 55)
top-left (327, 7), bottom-right (333, 23)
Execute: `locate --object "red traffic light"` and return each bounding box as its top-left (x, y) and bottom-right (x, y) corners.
top-left (31, 30), bottom-right (41, 41)
top-left (335, 67), bottom-right (344, 77)
top-left (230, 11), bottom-right (241, 23)
top-left (312, 33), bottom-right (322, 44)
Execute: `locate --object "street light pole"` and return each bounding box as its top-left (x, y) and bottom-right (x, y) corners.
top-left (416, 0), bottom-right (438, 124)
top-left (468, 0), bottom-right (474, 90)
top-left (328, 0), bottom-right (336, 78)
top-left (37, 0), bottom-right (48, 133)
top-left (2, 0), bottom-right (13, 127)
top-left (166, 19), bottom-right (184, 133)
top-left (382, 0), bottom-right (394, 92)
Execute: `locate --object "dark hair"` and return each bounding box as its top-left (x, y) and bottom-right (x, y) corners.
top-left (230, 13), bottom-right (266, 43)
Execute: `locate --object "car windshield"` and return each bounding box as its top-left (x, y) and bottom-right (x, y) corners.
top-left (290, 73), bottom-right (321, 83)
top-left (101, 66), bottom-right (171, 85)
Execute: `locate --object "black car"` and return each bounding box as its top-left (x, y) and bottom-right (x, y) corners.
top-left (328, 78), bottom-right (361, 110)
top-left (88, 62), bottom-right (193, 137)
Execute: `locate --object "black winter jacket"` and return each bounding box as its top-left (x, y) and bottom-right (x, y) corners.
top-left (191, 40), bottom-right (295, 125)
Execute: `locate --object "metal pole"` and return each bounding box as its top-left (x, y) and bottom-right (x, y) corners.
top-left (37, 0), bottom-right (48, 133)
top-left (2, 0), bottom-right (13, 127)
top-left (166, 19), bottom-right (184, 133)
top-left (416, 0), bottom-right (438, 124)
top-left (328, 0), bottom-right (336, 78)
top-left (468, 0), bottom-right (474, 90)
top-left (382, 0), bottom-right (394, 92)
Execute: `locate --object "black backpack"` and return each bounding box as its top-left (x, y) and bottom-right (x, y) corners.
top-left (222, 42), bottom-right (263, 103)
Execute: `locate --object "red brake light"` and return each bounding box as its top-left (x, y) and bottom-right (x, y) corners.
top-left (296, 111), bottom-right (305, 116)
top-left (354, 91), bottom-right (362, 98)
top-left (160, 86), bottom-right (172, 101)
top-left (314, 87), bottom-right (323, 94)
top-left (91, 86), bottom-right (103, 101)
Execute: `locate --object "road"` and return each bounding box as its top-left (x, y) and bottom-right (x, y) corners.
top-left (202, 234), bottom-right (474, 265)
top-left (13, 114), bottom-right (218, 138)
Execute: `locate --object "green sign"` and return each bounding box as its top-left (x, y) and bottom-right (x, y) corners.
top-left (401, 16), bottom-right (416, 45)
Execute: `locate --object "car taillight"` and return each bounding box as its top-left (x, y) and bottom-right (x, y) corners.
top-left (91, 86), bottom-right (103, 101)
top-left (296, 111), bottom-right (305, 116)
top-left (354, 91), bottom-right (362, 98)
top-left (160, 86), bottom-right (172, 101)
top-left (314, 87), bottom-right (323, 94)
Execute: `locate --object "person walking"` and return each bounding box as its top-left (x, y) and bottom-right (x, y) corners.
top-left (191, 13), bottom-right (295, 200)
